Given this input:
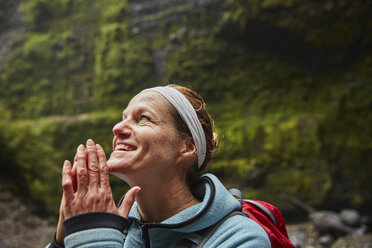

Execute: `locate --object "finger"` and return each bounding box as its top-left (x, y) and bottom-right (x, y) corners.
top-left (59, 194), bottom-right (66, 218)
top-left (71, 161), bottom-right (77, 192)
top-left (86, 139), bottom-right (99, 193)
top-left (96, 144), bottom-right (110, 190)
top-left (71, 153), bottom-right (78, 192)
top-left (56, 195), bottom-right (66, 245)
top-left (74, 152), bottom-right (78, 163)
top-left (62, 160), bottom-right (74, 205)
top-left (76, 144), bottom-right (88, 195)
top-left (118, 186), bottom-right (141, 218)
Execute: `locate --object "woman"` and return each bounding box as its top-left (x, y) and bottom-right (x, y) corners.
top-left (48, 85), bottom-right (270, 247)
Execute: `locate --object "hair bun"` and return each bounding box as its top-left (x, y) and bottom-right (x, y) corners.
top-left (212, 131), bottom-right (218, 149)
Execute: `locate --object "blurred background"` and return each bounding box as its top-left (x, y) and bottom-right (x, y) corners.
top-left (0, 0), bottom-right (371, 246)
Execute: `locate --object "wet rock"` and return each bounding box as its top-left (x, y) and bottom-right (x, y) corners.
top-left (331, 233), bottom-right (372, 248)
top-left (309, 211), bottom-right (355, 236)
top-left (318, 234), bottom-right (334, 247)
top-left (340, 209), bottom-right (362, 227)
top-left (289, 230), bottom-right (309, 248)
top-left (282, 194), bottom-right (366, 237)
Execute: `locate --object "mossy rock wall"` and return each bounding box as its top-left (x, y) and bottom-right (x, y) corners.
top-left (0, 0), bottom-right (371, 216)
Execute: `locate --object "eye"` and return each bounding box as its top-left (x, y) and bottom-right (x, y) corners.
top-left (139, 115), bottom-right (150, 122)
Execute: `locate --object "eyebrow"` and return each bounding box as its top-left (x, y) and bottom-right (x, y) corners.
top-left (122, 106), bottom-right (156, 118)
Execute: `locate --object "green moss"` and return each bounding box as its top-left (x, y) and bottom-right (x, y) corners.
top-left (23, 32), bottom-right (56, 60)
top-left (0, 0), bottom-right (371, 215)
top-left (0, 110), bottom-right (127, 215)
top-left (94, 21), bottom-right (153, 108)
top-left (100, 0), bottom-right (129, 23)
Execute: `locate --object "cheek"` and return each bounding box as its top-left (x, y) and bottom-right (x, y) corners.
top-left (112, 136), bottom-right (116, 149)
top-left (141, 125), bottom-right (181, 157)
top-left (158, 133), bottom-right (182, 157)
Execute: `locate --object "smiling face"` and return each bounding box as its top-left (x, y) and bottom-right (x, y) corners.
top-left (107, 90), bottom-right (186, 183)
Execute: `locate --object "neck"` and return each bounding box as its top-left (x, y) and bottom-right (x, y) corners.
top-left (131, 175), bottom-right (200, 223)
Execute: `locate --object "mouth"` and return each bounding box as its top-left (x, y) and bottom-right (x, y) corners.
top-left (114, 143), bottom-right (137, 152)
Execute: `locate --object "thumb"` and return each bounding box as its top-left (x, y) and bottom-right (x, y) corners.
top-left (118, 186), bottom-right (141, 218)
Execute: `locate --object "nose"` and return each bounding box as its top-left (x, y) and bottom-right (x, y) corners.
top-left (113, 119), bottom-right (132, 138)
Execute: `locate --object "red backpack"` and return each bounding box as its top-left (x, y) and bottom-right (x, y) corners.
top-left (179, 188), bottom-right (295, 248)
top-left (239, 198), bottom-right (294, 247)
top-left (228, 188), bottom-right (294, 248)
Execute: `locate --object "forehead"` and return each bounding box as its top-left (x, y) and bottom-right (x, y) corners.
top-left (124, 90), bottom-right (171, 114)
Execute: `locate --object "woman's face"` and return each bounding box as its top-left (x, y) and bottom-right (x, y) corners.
top-left (107, 90), bottom-right (184, 180)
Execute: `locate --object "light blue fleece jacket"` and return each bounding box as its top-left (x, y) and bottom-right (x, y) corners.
top-left (63, 174), bottom-right (270, 248)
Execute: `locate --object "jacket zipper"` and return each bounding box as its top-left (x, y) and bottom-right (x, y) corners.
top-left (127, 176), bottom-right (216, 247)
top-left (141, 223), bottom-right (151, 248)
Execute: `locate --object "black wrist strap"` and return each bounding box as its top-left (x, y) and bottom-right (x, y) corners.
top-left (64, 212), bottom-right (130, 236)
top-left (48, 232), bottom-right (64, 248)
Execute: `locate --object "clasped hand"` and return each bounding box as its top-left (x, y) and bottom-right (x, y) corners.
top-left (56, 139), bottom-right (140, 245)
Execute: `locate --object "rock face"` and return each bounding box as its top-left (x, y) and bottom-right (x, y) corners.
top-left (129, 0), bottom-right (224, 35)
top-left (127, 0), bottom-right (225, 77)
top-left (0, 4), bottom-right (25, 73)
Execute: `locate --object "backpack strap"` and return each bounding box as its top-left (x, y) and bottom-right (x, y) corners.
top-left (228, 188), bottom-right (243, 211)
top-left (177, 211), bottom-right (248, 248)
top-left (244, 200), bottom-right (277, 227)
top-left (229, 188), bottom-right (277, 227)
top-left (197, 211), bottom-right (248, 247)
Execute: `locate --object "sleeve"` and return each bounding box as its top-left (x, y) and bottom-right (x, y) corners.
top-left (204, 215), bottom-right (271, 248)
top-left (63, 212), bottom-right (130, 248)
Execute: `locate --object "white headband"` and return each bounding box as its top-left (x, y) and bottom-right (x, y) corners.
top-left (143, 86), bottom-right (206, 169)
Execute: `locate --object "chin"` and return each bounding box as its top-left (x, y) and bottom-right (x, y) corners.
top-left (107, 157), bottom-right (135, 176)
top-left (111, 171), bottom-right (128, 182)
top-left (107, 158), bottom-right (125, 170)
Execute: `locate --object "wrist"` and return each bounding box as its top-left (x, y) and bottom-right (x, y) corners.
top-left (50, 232), bottom-right (64, 248)
top-left (55, 232), bottom-right (64, 247)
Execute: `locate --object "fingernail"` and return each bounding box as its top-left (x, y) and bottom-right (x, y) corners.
top-left (87, 139), bottom-right (94, 146)
top-left (78, 144), bottom-right (84, 151)
top-left (135, 186), bottom-right (141, 194)
top-left (64, 160), bottom-right (69, 167)
top-left (95, 144), bottom-right (101, 150)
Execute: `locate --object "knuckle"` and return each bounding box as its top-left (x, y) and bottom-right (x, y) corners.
top-left (88, 149), bottom-right (96, 157)
top-left (105, 195), bottom-right (111, 204)
top-left (62, 180), bottom-right (71, 189)
top-left (89, 176), bottom-right (98, 184)
top-left (125, 197), bottom-right (134, 208)
top-left (77, 153), bottom-right (85, 160)
top-left (89, 162), bottom-right (99, 172)
top-left (77, 168), bottom-right (87, 177)
top-left (89, 195), bottom-right (100, 204)
top-left (101, 165), bottom-right (109, 174)
top-left (101, 181), bottom-right (110, 188)
top-left (97, 149), bottom-right (105, 157)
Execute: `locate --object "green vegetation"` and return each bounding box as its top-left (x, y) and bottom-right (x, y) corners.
top-left (0, 0), bottom-right (371, 216)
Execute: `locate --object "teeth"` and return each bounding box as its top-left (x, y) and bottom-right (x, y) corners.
top-left (115, 144), bottom-right (134, 151)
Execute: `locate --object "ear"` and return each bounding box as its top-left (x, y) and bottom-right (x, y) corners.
top-left (178, 137), bottom-right (197, 164)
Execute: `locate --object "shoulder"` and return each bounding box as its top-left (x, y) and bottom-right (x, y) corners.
top-left (205, 213), bottom-right (271, 248)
